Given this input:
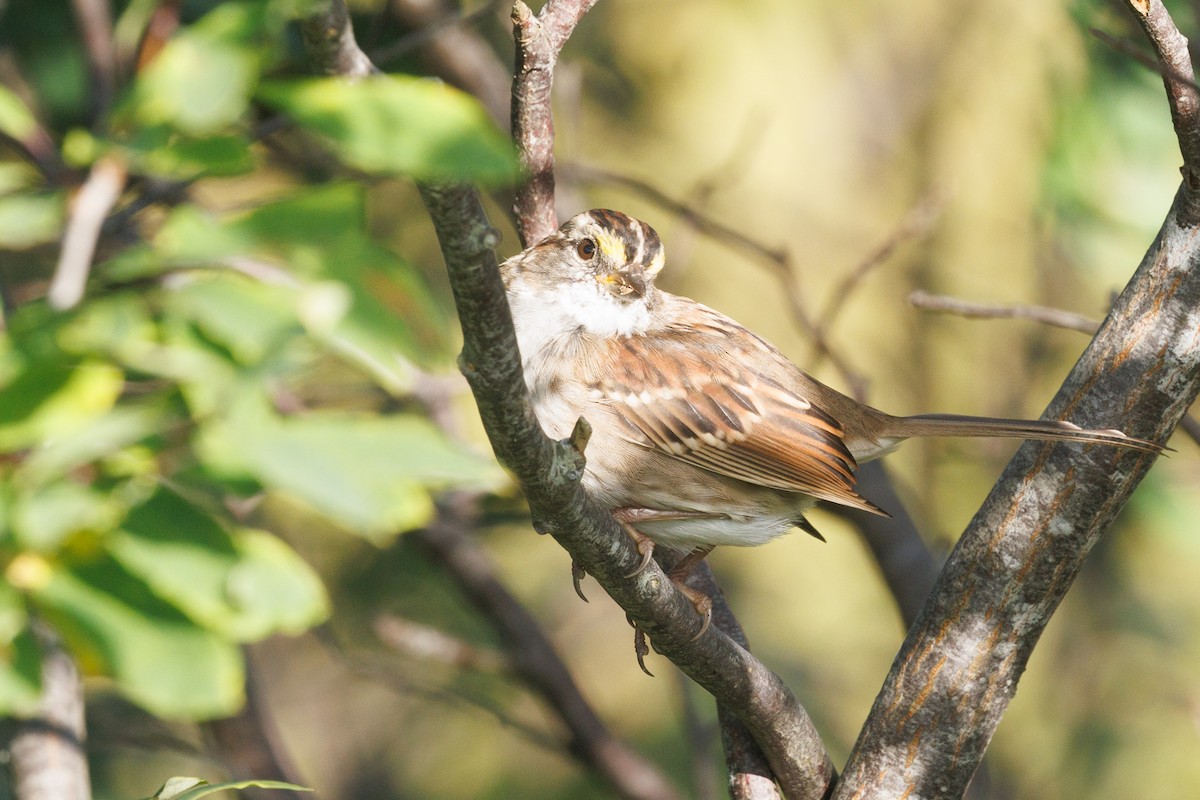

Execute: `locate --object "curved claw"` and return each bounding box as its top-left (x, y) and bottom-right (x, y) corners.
top-left (687, 595), bottom-right (712, 642)
top-left (570, 561), bottom-right (589, 602)
top-left (620, 523), bottom-right (655, 579)
top-left (634, 628), bottom-right (654, 677)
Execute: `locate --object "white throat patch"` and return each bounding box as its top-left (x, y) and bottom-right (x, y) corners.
top-left (509, 276), bottom-right (654, 357)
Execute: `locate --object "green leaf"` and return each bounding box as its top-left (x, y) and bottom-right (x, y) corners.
top-left (33, 557), bottom-right (244, 719)
top-left (231, 181), bottom-right (363, 253)
top-left (0, 360), bottom-right (124, 453)
top-left (197, 400), bottom-right (502, 540)
top-left (166, 272), bottom-right (301, 365)
top-left (15, 402), bottom-right (172, 488)
top-left (11, 480), bottom-right (122, 552)
top-left (0, 84), bottom-right (37, 140)
top-left (146, 776), bottom-right (311, 800)
top-left (125, 3), bottom-right (268, 135)
top-left (106, 487), bottom-right (328, 640)
top-left (0, 191), bottom-right (65, 248)
top-left (154, 204), bottom-right (257, 264)
top-left (223, 529), bottom-right (330, 638)
top-left (257, 76), bottom-right (516, 183)
top-left (123, 126), bottom-right (256, 179)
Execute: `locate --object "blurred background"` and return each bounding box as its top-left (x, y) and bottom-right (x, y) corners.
top-left (1, 0), bottom-right (1197, 798)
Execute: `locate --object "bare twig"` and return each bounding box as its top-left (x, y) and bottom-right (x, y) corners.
top-left (690, 566), bottom-right (785, 800)
top-left (825, 460), bottom-right (941, 629)
top-left (813, 191), bottom-right (944, 351)
top-left (0, 59), bottom-right (66, 181)
top-left (1089, 27), bottom-right (1200, 92)
top-left (675, 672), bottom-right (721, 800)
top-left (48, 155), bottom-right (128, 310)
top-left (7, 621), bottom-right (91, 800)
top-left (413, 495), bottom-right (684, 800)
top-left (510, 0), bottom-right (600, 246)
top-left (375, 614), bottom-right (511, 672)
top-left (1123, 1), bottom-right (1200, 217)
top-left (202, 646), bottom-right (309, 800)
top-left (908, 290), bottom-right (1101, 334)
top-left (909, 289), bottom-right (1200, 450)
top-left (312, 622), bottom-right (567, 753)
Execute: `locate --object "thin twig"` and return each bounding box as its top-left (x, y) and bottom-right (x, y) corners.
top-left (312, 623), bottom-right (567, 755)
top-left (375, 614), bottom-right (511, 672)
top-left (510, 0), bottom-right (601, 246)
top-left (812, 190), bottom-right (944, 351)
top-left (908, 289), bottom-right (1200, 450)
top-left (908, 290), bottom-right (1102, 334)
top-left (1121, 1), bottom-right (1200, 217)
top-left (48, 155), bottom-right (128, 310)
top-left (675, 672), bottom-right (721, 800)
top-left (201, 646), bottom-right (309, 800)
top-left (690, 565), bottom-right (785, 800)
top-left (1089, 27), bottom-right (1200, 92)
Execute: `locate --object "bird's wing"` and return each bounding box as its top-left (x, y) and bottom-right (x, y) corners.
top-left (592, 310), bottom-right (884, 515)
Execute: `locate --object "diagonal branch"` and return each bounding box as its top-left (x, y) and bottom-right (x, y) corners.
top-left (833, 6), bottom-right (1200, 785)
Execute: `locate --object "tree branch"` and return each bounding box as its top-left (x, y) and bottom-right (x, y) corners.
top-left (832, 179), bottom-right (1193, 800)
top-left (7, 621), bottom-right (91, 800)
top-left (69, 0), bottom-right (116, 125)
top-left (381, 0), bottom-right (510, 128)
top-left (297, 0), bottom-right (379, 78)
top-left (510, 0), bottom-right (600, 246)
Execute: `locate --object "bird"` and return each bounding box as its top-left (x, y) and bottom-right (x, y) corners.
top-left (499, 208), bottom-right (1160, 645)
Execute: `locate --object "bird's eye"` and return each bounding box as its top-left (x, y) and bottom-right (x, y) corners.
top-left (576, 238), bottom-right (597, 260)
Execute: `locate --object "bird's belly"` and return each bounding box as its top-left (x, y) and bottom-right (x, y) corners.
top-left (523, 348), bottom-right (811, 550)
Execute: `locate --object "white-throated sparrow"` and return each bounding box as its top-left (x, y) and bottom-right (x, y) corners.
top-left (500, 208), bottom-right (1160, 629)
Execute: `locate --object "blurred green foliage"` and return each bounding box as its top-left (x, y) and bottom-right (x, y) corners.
top-left (0, 0), bottom-right (506, 723)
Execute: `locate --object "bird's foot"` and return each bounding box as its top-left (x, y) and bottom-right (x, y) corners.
top-left (667, 547), bottom-right (714, 641)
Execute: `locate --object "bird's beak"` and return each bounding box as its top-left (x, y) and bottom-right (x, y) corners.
top-left (600, 266), bottom-right (647, 297)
